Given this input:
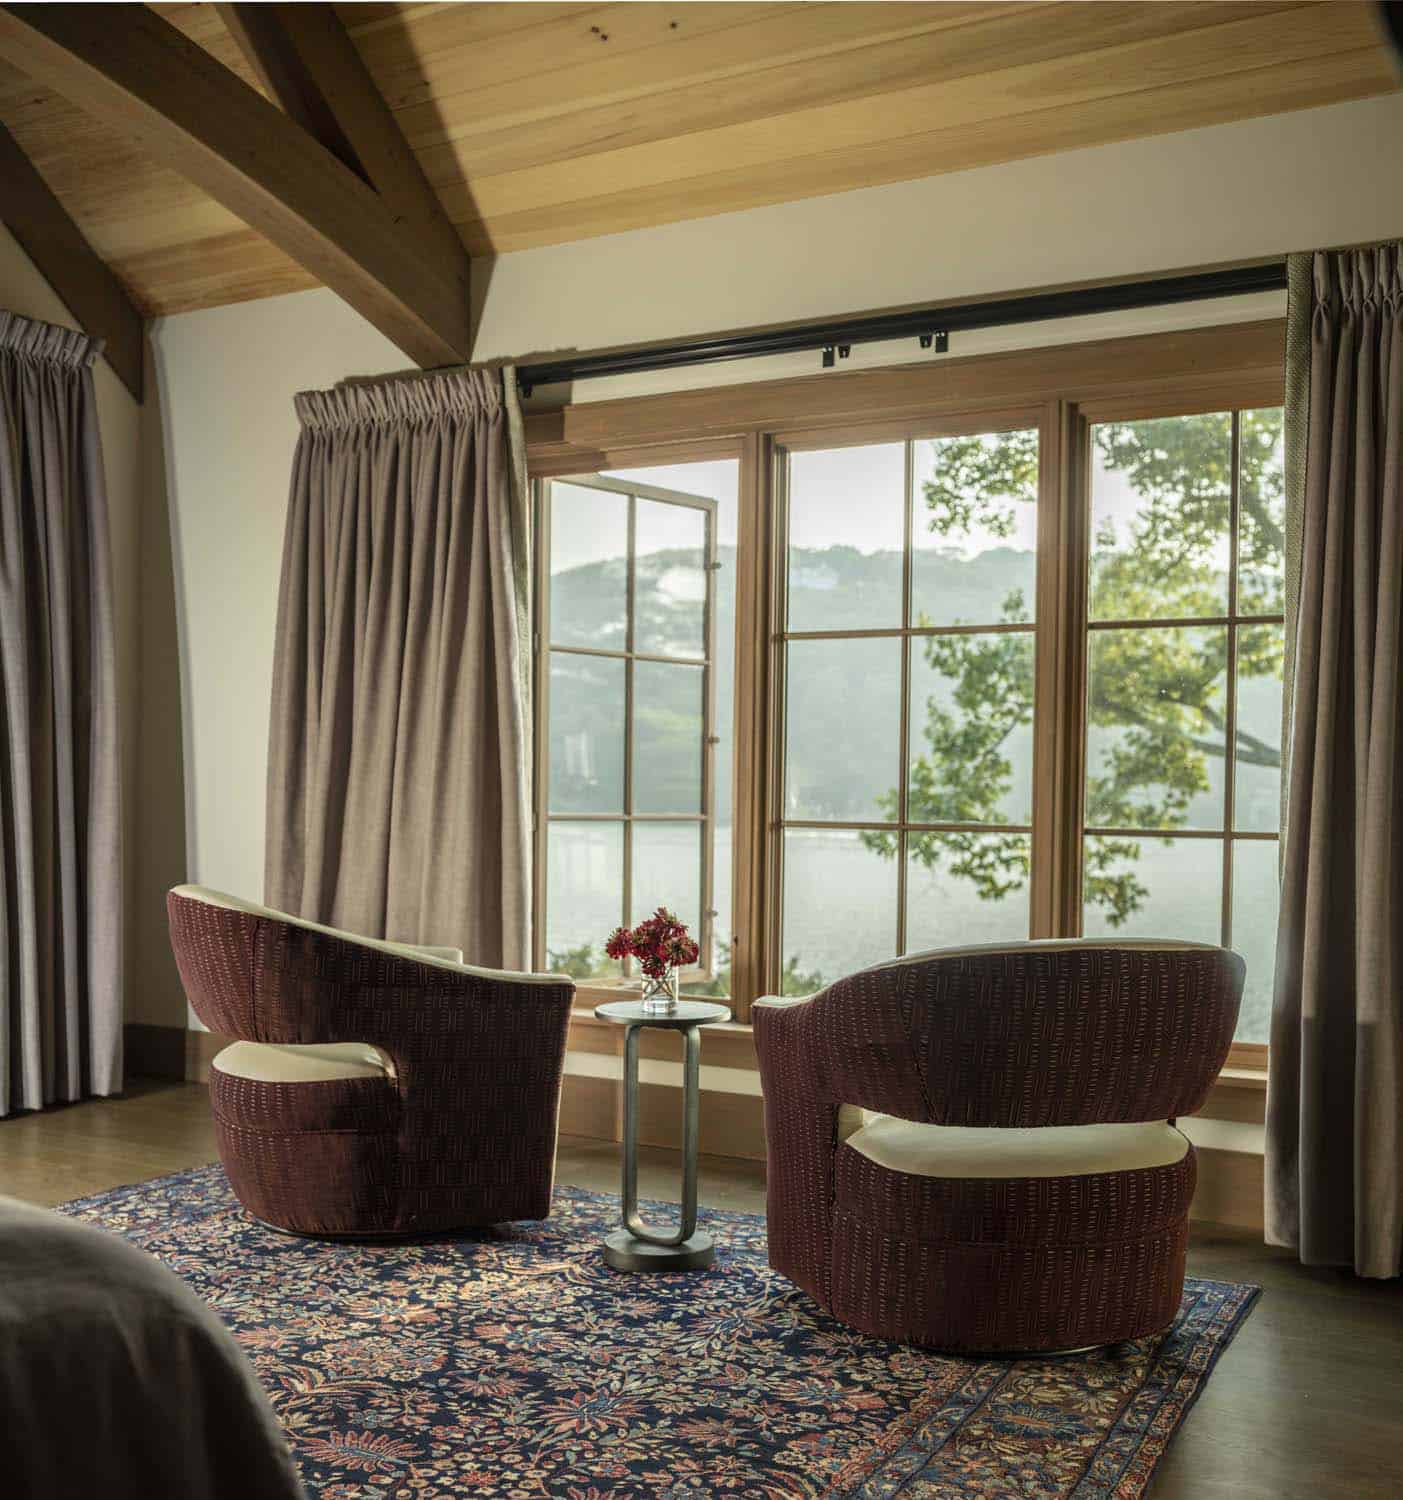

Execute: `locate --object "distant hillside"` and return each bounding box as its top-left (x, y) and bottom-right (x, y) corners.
top-left (548, 544), bottom-right (1039, 823)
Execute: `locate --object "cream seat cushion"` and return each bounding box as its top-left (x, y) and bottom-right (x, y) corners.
top-left (842, 1114), bottom-right (1189, 1179)
top-left (212, 1040), bottom-right (396, 1084)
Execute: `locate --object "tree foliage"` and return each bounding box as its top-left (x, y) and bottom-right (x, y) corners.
top-left (864, 411), bottom-right (1285, 926)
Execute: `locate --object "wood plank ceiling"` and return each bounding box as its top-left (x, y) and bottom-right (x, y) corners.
top-left (0, 1), bottom-right (1393, 318)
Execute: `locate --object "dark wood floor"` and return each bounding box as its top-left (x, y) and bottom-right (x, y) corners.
top-left (3, 1080), bottom-right (1401, 1498)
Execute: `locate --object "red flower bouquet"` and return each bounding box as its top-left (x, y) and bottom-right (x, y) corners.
top-left (605, 908), bottom-right (699, 1012)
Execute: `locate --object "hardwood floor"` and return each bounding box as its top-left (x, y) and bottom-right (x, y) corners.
top-left (3, 1080), bottom-right (1400, 1498)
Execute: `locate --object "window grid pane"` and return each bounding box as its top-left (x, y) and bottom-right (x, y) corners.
top-left (780, 432), bottom-right (1039, 984)
top-left (1081, 409), bottom-right (1283, 1040)
top-left (544, 477), bottom-right (718, 982)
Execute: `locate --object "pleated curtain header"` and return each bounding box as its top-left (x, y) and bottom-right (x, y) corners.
top-left (1311, 241), bottom-right (1402, 313)
top-left (293, 367), bottom-right (504, 432)
top-left (0, 309), bottom-right (104, 371)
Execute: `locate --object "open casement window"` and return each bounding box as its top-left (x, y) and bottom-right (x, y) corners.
top-left (537, 473), bottom-right (722, 989)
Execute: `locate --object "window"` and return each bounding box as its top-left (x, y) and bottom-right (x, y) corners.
top-left (531, 328), bottom-right (1284, 1051)
top-left (1080, 410), bottom-right (1284, 1043)
top-left (537, 462), bottom-right (738, 993)
top-left (776, 429), bottom-right (1040, 992)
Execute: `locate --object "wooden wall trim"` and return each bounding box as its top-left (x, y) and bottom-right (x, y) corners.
top-left (525, 319), bottom-right (1286, 466)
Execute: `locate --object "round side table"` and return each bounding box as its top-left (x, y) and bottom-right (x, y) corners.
top-left (593, 999), bottom-right (732, 1271)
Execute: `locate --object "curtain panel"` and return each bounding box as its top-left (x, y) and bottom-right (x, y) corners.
top-left (0, 310), bottom-right (122, 1117)
top-left (1268, 243), bottom-right (1403, 1278)
top-left (265, 366), bottom-right (532, 969)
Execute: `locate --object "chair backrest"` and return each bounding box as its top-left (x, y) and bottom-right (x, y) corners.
top-left (166, 884), bottom-right (569, 1044)
top-left (806, 939), bottom-right (1244, 1127)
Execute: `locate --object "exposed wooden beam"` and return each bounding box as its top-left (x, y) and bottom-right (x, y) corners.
top-left (213, 4), bottom-right (368, 182)
top-left (215, 4), bottom-right (466, 274)
top-left (0, 3), bottom-right (472, 368)
top-left (0, 117), bottom-right (144, 401)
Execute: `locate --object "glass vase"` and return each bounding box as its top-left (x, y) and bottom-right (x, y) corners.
top-left (640, 969), bottom-right (680, 1015)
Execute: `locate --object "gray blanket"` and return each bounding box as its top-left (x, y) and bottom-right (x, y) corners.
top-left (0, 1196), bottom-right (304, 1499)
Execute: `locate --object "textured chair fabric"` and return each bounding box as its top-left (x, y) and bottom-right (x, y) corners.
top-left (167, 886), bottom-right (574, 1237)
top-left (754, 940), bottom-right (1243, 1353)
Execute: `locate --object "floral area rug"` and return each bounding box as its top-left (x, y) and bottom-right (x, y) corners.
top-left (59, 1166), bottom-right (1257, 1498)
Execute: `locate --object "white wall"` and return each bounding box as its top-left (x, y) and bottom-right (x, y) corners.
top-left (0, 226), bottom-right (156, 1023)
top-left (152, 298), bottom-right (403, 909)
top-left (477, 94), bottom-right (1403, 401)
top-left (153, 95), bottom-right (1403, 976)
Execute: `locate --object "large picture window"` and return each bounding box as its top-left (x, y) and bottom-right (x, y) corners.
top-left (531, 329), bottom-right (1284, 1053)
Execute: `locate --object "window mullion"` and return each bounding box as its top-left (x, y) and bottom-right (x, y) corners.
top-left (531, 479), bottom-right (551, 971)
top-left (1031, 399), bottom-right (1088, 938)
top-left (700, 499), bottom-right (718, 978)
top-left (731, 432), bottom-right (776, 1017)
top-left (1222, 410), bottom-right (1243, 949)
top-left (897, 440), bottom-right (914, 955)
top-left (622, 496), bottom-right (636, 971)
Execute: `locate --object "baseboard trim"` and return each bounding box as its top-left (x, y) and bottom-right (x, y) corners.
top-left (1189, 1145), bottom-right (1265, 1230)
top-left (123, 1022), bottom-right (186, 1081)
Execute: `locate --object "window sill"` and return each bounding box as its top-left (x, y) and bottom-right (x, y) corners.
top-left (568, 1008), bottom-right (1267, 1095)
top-left (1213, 1065), bottom-right (1268, 1091)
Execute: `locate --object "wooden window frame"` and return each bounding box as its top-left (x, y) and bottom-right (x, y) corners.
top-left (1074, 401), bottom-right (1283, 1073)
top-left (526, 321), bottom-right (1283, 1070)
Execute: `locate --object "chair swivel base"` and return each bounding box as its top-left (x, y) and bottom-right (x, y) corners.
top-left (604, 1228), bottom-right (715, 1271)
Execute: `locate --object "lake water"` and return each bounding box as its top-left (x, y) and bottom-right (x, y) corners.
top-left (546, 820), bottom-right (1276, 1042)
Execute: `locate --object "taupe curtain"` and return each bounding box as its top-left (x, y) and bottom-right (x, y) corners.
top-left (1267, 243), bottom-right (1403, 1278)
top-left (0, 310), bottom-right (122, 1117)
top-left (265, 366), bottom-right (532, 968)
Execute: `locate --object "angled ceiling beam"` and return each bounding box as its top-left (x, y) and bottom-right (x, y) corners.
top-left (0, 3), bottom-right (472, 369)
top-left (0, 118), bottom-right (144, 401)
top-left (213, 4), bottom-right (369, 182)
top-left (214, 4), bottom-right (466, 273)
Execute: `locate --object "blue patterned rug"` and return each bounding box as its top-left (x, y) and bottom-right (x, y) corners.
top-left (59, 1165), bottom-right (1257, 1498)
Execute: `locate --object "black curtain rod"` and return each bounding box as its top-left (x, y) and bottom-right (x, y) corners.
top-left (516, 262), bottom-right (1288, 395)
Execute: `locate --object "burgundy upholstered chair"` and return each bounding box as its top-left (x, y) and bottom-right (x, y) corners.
top-left (754, 940), bottom-right (1244, 1354)
top-left (167, 885), bottom-right (575, 1237)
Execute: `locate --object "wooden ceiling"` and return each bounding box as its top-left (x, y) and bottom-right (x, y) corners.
top-left (0, 2), bottom-right (1394, 318)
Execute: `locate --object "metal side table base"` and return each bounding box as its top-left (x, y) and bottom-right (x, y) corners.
top-left (593, 999), bottom-right (732, 1273)
top-left (603, 1227), bottom-right (715, 1271)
